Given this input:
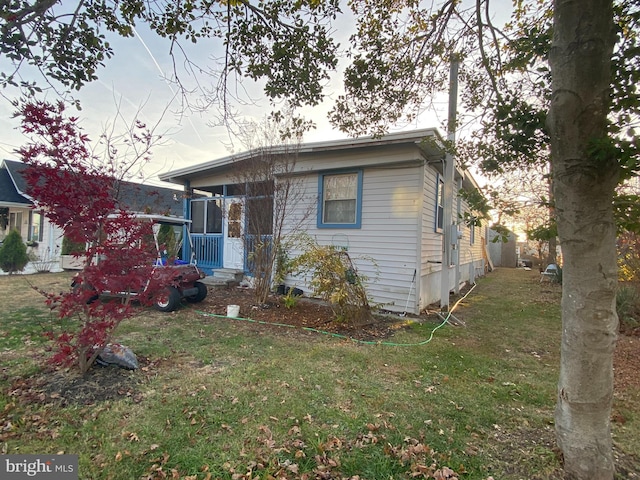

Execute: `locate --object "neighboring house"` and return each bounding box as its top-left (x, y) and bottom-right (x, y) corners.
top-left (0, 159), bottom-right (183, 272)
top-left (487, 227), bottom-right (518, 267)
top-left (0, 160), bottom-right (58, 268)
top-left (160, 129), bottom-right (488, 314)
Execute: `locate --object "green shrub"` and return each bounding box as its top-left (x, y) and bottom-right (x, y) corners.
top-left (283, 288), bottom-right (298, 309)
top-left (618, 232), bottom-right (640, 282)
top-left (61, 235), bottom-right (86, 255)
top-left (552, 265), bottom-right (562, 284)
top-left (617, 283), bottom-right (640, 333)
top-left (157, 223), bottom-right (181, 259)
top-left (290, 240), bottom-right (374, 325)
top-left (0, 229), bottom-right (29, 274)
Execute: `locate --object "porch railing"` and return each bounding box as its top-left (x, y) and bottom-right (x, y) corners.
top-left (190, 234), bottom-right (223, 270)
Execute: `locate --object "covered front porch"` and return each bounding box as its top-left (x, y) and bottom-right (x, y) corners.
top-left (184, 182), bottom-right (274, 277)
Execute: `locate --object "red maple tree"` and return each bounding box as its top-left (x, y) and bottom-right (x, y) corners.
top-left (15, 100), bottom-right (160, 373)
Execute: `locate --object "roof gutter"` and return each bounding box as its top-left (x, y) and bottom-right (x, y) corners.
top-left (159, 128), bottom-right (445, 184)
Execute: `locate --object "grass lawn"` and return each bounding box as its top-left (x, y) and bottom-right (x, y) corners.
top-left (0, 268), bottom-right (638, 479)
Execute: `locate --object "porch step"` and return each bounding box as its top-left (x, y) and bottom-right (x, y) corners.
top-left (211, 268), bottom-right (244, 282)
top-left (200, 269), bottom-right (244, 289)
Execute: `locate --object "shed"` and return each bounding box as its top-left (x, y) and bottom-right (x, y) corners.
top-left (487, 227), bottom-right (518, 268)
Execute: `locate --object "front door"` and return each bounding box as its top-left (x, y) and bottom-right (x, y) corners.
top-left (223, 199), bottom-right (244, 270)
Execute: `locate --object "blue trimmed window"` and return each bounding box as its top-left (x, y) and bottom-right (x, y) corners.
top-left (435, 174), bottom-right (444, 232)
top-left (318, 170), bottom-right (363, 229)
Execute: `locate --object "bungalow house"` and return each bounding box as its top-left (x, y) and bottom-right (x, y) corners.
top-left (159, 128), bottom-right (488, 314)
top-left (0, 159), bottom-right (183, 272)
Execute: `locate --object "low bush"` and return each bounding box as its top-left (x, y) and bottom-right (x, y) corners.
top-left (0, 229), bottom-right (29, 274)
top-left (617, 283), bottom-right (640, 333)
top-left (290, 240), bottom-right (375, 324)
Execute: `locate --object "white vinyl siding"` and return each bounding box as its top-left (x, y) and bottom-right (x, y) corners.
top-left (418, 166), bottom-right (487, 309)
top-left (421, 166), bottom-right (443, 269)
top-left (285, 165), bottom-right (421, 312)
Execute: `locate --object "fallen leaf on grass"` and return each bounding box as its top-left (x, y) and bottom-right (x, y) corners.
top-left (433, 466), bottom-right (458, 479)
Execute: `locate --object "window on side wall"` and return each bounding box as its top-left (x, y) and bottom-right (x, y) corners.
top-left (9, 212), bottom-right (22, 236)
top-left (318, 171), bottom-right (363, 229)
top-left (28, 211), bottom-right (44, 242)
top-left (435, 174), bottom-right (444, 233)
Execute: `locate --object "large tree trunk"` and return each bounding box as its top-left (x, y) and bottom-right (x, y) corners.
top-left (547, 1), bottom-right (618, 478)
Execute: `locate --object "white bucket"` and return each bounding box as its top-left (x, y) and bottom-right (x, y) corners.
top-left (226, 305), bottom-right (240, 317)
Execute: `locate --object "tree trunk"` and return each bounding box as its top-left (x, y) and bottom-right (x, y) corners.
top-left (547, 235), bottom-right (557, 267)
top-left (547, 1), bottom-right (618, 478)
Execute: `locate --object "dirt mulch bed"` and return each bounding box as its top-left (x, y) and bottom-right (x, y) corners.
top-left (6, 365), bottom-right (144, 408)
top-left (614, 335), bottom-right (640, 398)
top-left (197, 284), bottom-right (412, 342)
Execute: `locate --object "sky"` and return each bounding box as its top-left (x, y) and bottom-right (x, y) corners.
top-left (0, 2), bottom-right (497, 189)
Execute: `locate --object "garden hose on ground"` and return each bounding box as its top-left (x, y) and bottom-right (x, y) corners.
top-left (196, 283), bottom-right (477, 347)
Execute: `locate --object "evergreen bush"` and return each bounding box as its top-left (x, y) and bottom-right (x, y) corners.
top-left (0, 229), bottom-right (29, 274)
top-left (61, 235), bottom-right (86, 255)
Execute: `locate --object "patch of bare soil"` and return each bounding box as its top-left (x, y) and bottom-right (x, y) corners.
top-left (198, 285), bottom-right (408, 341)
top-left (614, 334), bottom-right (640, 402)
top-left (7, 364), bottom-right (145, 408)
top-left (486, 425), bottom-right (639, 480)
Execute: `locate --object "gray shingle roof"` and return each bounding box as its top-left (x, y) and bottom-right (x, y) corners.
top-left (1, 159), bottom-right (183, 215)
top-left (0, 164), bottom-right (31, 206)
